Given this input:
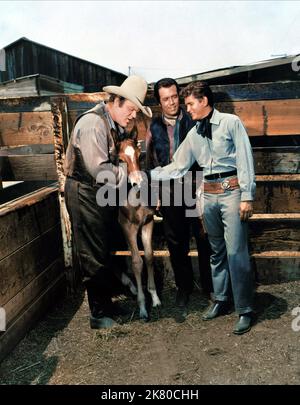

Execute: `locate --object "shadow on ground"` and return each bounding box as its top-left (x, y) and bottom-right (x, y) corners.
top-left (0, 288), bottom-right (85, 385)
top-left (112, 279), bottom-right (212, 327)
top-left (254, 291), bottom-right (288, 321)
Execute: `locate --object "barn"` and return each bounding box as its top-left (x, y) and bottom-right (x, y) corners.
top-left (0, 37), bottom-right (127, 95)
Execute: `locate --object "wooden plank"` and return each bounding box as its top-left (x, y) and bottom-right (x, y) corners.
top-left (3, 258), bottom-right (64, 327)
top-left (2, 155), bottom-right (57, 181)
top-left (0, 224), bottom-right (63, 306)
top-left (0, 76), bottom-right (39, 98)
top-left (116, 215), bottom-right (300, 255)
top-left (112, 250), bottom-right (300, 258)
top-left (147, 81), bottom-right (300, 105)
top-left (50, 97), bottom-right (67, 191)
top-left (113, 250), bottom-right (300, 284)
top-left (65, 92), bottom-right (107, 111)
top-left (0, 184), bottom-right (58, 217)
top-left (150, 100), bottom-right (300, 137)
top-left (0, 112), bottom-right (54, 146)
top-left (0, 95), bottom-right (52, 113)
top-left (250, 135), bottom-right (300, 148)
top-left (253, 250), bottom-right (300, 257)
top-left (0, 180), bottom-right (56, 205)
top-left (67, 109), bottom-right (81, 132)
top-left (149, 214), bottom-right (300, 252)
top-left (50, 98), bottom-right (73, 275)
top-left (0, 274), bottom-right (66, 363)
top-left (255, 181), bottom-right (300, 213)
top-left (263, 100), bottom-right (300, 136)
top-left (0, 191), bottom-right (60, 260)
top-left (249, 219), bottom-right (300, 253)
top-left (212, 81), bottom-right (300, 102)
top-left (256, 174), bottom-right (300, 181)
top-left (253, 147), bottom-right (300, 174)
top-left (250, 213), bottom-right (300, 220)
top-left (39, 75), bottom-right (83, 94)
top-left (0, 144), bottom-right (54, 156)
top-left (112, 249), bottom-right (199, 257)
top-left (252, 252), bottom-right (300, 284)
top-left (113, 250), bottom-right (300, 285)
top-left (65, 92), bottom-right (108, 136)
top-left (217, 99), bottom-right (300, 136)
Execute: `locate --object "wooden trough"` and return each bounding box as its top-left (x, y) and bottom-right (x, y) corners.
top-left (0, 185), bottom-right (65, 362)
top-left (0, 94), bottom-right (71, 362)
top-left (0, 80), bottom-right (299, 362)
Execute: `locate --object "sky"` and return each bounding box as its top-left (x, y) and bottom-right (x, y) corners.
top-left (0, 0), bottom-right (300, 83)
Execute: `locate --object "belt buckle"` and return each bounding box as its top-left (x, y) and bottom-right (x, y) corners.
top-left (221, 180), bottom-right (230, 190)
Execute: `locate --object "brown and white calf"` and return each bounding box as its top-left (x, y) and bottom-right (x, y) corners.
top-left (116, 132), bottom-right (161, 320)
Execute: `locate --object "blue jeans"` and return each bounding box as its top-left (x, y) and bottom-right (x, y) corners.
top-left (203, 187), bottom-right (254, 314)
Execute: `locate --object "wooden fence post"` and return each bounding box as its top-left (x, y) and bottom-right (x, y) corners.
top-left (50, 97), bottom-right (75, 292)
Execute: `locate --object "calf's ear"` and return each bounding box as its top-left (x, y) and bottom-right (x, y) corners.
top-left (129, 125), bottom-right (138, 141)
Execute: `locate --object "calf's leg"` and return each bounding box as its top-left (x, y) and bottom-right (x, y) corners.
top-left (141, 220), bottom-right (161, 308)
top-left (120, 219), bottom-right (149, 320)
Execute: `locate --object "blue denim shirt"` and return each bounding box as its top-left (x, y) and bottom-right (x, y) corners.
top-left (151, 109), bottom-right (256, 201)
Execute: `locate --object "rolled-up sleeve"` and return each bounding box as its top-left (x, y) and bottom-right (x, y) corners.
top-left (232, 118), bottom-right (256, 201)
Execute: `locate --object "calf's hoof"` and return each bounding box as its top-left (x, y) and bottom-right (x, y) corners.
top-left (90, 316), bottom-right (118, 329)
top-left (139, 308), bottom-right (149, 322)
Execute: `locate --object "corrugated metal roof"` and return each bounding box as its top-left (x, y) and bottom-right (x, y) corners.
top-left (176, 54), bottom-right (300, 84)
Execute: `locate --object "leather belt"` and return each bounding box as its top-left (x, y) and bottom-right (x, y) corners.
top-left (204, 177), bottom-right (239, 194)
top-left (205, 169), bottom-right (237, 180)
top-left (67, 176), bottom-right (102, 189)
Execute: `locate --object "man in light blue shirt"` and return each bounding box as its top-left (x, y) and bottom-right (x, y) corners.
top-left (151, 81), bottom-right (255, 334)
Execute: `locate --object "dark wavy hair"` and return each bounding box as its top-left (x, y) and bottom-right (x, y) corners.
top-left (180, 81), bottom-right (214, 107)
top-left (108, 94), bottom-right (126, 106)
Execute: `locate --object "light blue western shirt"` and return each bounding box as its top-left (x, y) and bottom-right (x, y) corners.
top-left (151, 109), bottom-right (256, 201)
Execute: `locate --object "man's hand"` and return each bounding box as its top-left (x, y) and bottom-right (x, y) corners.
top-left (239, 201), bottom-right (253, 222)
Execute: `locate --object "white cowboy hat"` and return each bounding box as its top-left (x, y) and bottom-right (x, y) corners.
top-left (103, 75), bottom-right (152, 118)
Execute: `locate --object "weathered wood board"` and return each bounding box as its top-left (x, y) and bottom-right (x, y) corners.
top-left (3, 258), bottom-right (63, 327)
top-left (0, 186), bottom-right (65, 363)
top-left (3, 155), bottom-right (57, 181)
top-left (0, 112), bottom-right (54, 146)
top-left (0, 224), bottom-right (63, 306)
top-left (139, 99), bottom-right (300, 139)
top-left (0, 190), bottom-right (60, 260)
top-left (251, 252), bottom-right (300, 284)
top-left (249, 216), bottom-right (300, 253)
top-left (0, 273), bottom-right (65, 363)
top-left (253, 147), bottom-right (300, 174)
top-left (255, 177), bottom-right (300, 213)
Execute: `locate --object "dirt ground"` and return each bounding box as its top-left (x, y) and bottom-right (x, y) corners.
top-left (0, 275), bottom-right (300, 386)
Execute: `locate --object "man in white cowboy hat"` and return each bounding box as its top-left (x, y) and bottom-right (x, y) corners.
top-left (64, 75), bottom-right (152, 329)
